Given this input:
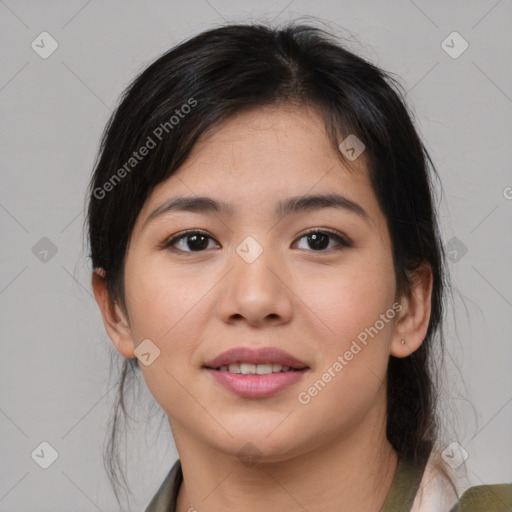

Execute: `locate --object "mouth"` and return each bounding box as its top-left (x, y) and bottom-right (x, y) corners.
top-left (202, 346), bottom-right (310, 398)
top-left (204, 363), bottom-right (306, 374)
top-left (203, 345), bottom-right (309, 371)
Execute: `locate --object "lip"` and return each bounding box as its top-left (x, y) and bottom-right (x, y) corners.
top-left (203, 346), bottom-right (310, 399)
top-left (205, 368), bottom-right (308, 398)
top-left (203, 346), bottom-right (309, 369)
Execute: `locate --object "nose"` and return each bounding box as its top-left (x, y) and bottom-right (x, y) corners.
top-left (215, 244), bottom-right (294, 328)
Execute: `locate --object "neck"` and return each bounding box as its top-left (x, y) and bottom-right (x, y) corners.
top-left (172, 405), bottom-right (399, 512)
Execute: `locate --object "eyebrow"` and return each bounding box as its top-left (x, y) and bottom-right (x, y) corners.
top-left (142, 193), bottom-right (371, 229)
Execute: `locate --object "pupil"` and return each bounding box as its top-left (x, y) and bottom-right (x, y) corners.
top-left (309, 233), bottom-right (328, 250)
top-left (185, 233), bottom-right (330, 251)
top-left (188, 234), bottom-right (208, 251)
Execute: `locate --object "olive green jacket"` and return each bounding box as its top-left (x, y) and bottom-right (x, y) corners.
top-left (144, 458), bottom-right (512, 511)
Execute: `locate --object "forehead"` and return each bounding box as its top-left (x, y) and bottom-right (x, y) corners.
top-left (185, 104), bottom-right (366, 175)
top-left (135, 105), bottom-right (382, 230)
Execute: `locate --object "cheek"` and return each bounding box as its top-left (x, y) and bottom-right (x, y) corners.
top-left (300, 363), bottom-right (387, 438)
top-left (297, 291), bottom-right (395, 431)
top-left (295, 256), bottom-right (396, 347)
top-left (124, 255), bottom-right (213, 343)
top-left (128, 265), bottom-right (212, 413)
top-left (293, 258), bottom-right (396, 419)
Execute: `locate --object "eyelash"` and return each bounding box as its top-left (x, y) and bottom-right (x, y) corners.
top-left (160, 228), bottom-right (352, 254)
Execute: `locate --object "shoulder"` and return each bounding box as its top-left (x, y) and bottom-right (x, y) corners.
top-left (409, 452), bottom-right (460, 512)
top-left (410, 450), bottom-right (512, 512)
top-left (448, 483), bottom-right (512, 512)
top-left (143, 459), bottom-right (182, 512)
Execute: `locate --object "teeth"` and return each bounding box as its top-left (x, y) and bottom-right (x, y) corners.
top-left (215, 363), bottom-right (298, 374)
top-left (240, 363), bottom-right (256, 374)
top-left (255, 364), bottom-right (273, 375)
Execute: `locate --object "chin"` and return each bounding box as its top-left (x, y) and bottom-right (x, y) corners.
top-left (213, 430), bottom-right (309, 466)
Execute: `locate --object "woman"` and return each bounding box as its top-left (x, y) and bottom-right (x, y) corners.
top-left (85, 21), bottom-right (512, 511)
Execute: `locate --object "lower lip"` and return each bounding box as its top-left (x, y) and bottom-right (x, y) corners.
top-left (204, 368), bottom-right (308, 398)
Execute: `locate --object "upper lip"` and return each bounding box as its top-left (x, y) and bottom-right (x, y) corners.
top-left (203, 346), bottom-right (309, 369)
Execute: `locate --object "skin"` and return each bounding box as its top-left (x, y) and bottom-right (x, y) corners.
top-left (92, 104), bottom-right (433, 512)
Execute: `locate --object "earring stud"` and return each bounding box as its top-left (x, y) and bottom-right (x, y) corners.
top-left (401, 339), bottom-right (405, 345)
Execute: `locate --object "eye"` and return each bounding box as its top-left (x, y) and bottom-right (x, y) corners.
top-left (160, 228), bottom-right (351, 254)
top-left (294, 229), bottom-right (351, 252)
top-left (161, 230), bottom-right (220, 253)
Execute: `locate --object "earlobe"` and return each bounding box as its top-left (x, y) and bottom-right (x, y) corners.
top-left (390, 263), bottom-right (433, 358)
top-left (91, 269), bottom-right (136, 359)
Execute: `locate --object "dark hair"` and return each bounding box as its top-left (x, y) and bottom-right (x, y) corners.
top-left (84, 19), bottom-right (451, 507)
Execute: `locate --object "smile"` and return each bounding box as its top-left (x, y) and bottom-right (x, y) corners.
top-left (210, 363), bottom-right (302, 374)
top-left (204, 366), bottom-right (309, 398)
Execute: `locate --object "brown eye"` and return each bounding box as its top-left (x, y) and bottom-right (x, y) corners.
top-left (162, 230), bottom-right (219, 253)
top-left (295, 230), bottom-right (351, 252)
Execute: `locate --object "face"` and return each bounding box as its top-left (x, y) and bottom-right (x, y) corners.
top-left (110, 105), bottom-right (405, 461)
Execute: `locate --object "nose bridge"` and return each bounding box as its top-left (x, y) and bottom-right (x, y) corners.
top-left (216, 235), bottom-right (292, 325)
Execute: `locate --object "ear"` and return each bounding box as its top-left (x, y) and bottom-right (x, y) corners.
top-left (91, 268), bottom-right (136, 359)
top-left (390, 262), bottom-right (433, 358)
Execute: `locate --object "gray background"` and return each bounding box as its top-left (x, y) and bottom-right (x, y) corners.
top-left (1, 1), bottom-right (511, 511)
